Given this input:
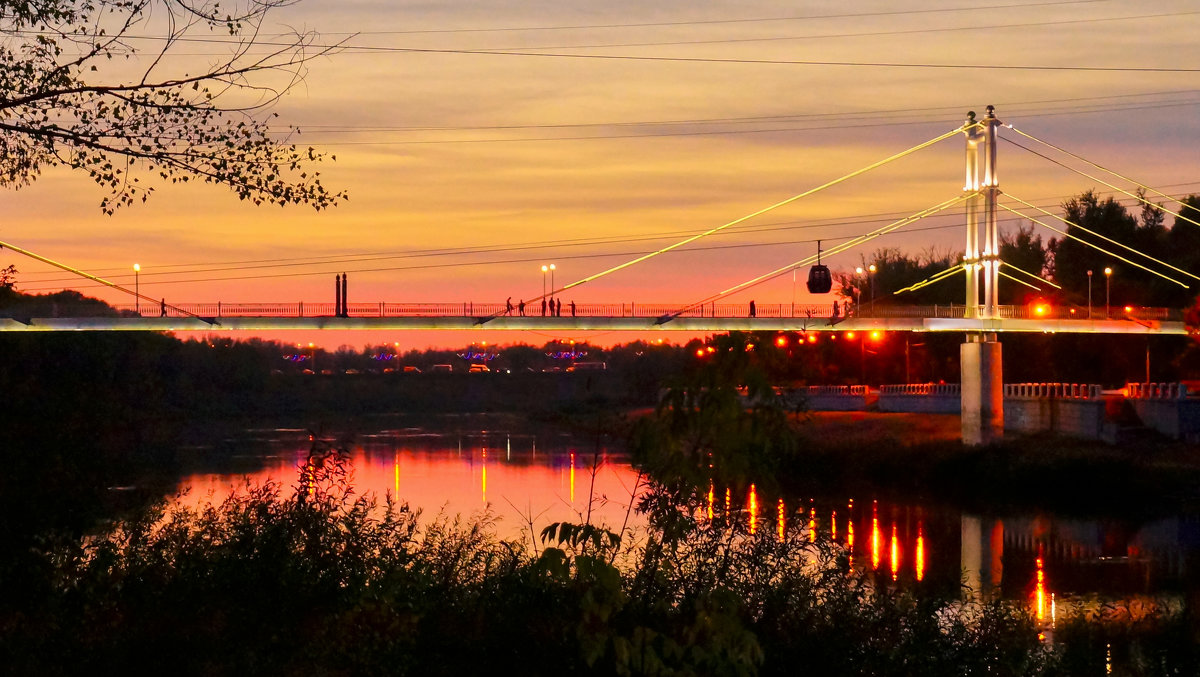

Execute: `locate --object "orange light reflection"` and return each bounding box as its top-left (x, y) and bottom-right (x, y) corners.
top-left (777, 498), bottom-right (785, 541)
top-left (890, 524), bottom-right (899, 581)
top-left (915, 523), bottom-right (925, 582)
top-left (748, 484), bottom-right (758, 535)
top-left (871, 502), bottom-right (881, 570)
top-left (707, 482), bottom-right (714, 520)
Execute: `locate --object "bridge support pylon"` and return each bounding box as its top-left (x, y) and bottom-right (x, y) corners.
top-left (961, 106), bottom-right (1005, 444)
top-left (961, 333), bottom-right (1003, 445)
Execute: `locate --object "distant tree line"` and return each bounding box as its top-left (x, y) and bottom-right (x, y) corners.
top-left (837, 190), bottom-right (1200, 311)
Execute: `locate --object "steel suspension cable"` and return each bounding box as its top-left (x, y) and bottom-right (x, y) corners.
top-left (1003, 193), bottom-right (1199, 281)
top-left (667, 192), bottom-right (975, 316)
top-left (997, 204), bottom-right (1188, 288)
top-left (0, 240), bottom-right (201, 317)
top-left (1006, 125), bottom-right (1200, 230)
top-left (552, 124), bottom-right (974, 299)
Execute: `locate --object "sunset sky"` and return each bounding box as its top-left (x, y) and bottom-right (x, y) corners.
top-left (5, 0), bottom-right (1199, 348)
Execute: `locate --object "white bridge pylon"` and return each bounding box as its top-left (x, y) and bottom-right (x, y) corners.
top-left (963, 106), bottom-right (1002, 320)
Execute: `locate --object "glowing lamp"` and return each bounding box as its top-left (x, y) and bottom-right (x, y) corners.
top-left (870, 331), bottom-right (881, 340)
top-left (846, 331), bottom-right (856, 340)
top-left (808, 334), bottom-right (817, 343)
top-left (1125, 306), bottom-right (1133, 313)
top-left (696, 349), bottom-right (705, 358)
top-left (776, 336), bottom-right (787, 347)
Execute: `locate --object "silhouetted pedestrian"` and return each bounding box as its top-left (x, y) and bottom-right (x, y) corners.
top-left (519, 299), bottom-right (525, 316)
top-left (556, 298), bottom-right (562, 317)
top-left (541, 298), bottom-right (547, 316)
top-left (160, 298), bottom-right (166, 317)
top-left (832, 301), bottom-right (840, 319)
top-left (749, 300), bottom-right (756, 318)
top-left (506, 297), bottom-right (513, 315)
top-left (570, 300), bottom-right (576, 317)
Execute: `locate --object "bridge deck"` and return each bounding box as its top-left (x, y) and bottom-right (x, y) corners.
top-left (0, 315), bottom-right (1184, 334)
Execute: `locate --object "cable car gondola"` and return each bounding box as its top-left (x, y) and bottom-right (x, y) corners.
top-left (806, 240), bottom-right (833, 294)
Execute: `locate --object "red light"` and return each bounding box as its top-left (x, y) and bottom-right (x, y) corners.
top-left (776, 336), bottom-right (787, 347)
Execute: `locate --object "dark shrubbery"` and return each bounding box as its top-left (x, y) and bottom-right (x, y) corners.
top-left (4, 441), bottom-right (1053, 676)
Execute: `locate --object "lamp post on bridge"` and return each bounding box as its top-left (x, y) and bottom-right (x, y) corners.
top-left (1087, 269), bottom-right (1093, 319)
top-left (1105, 267), bottom-right (1112, 318)
top-left (133, 263), bottom-right (140, 315)
top-left (868, 263), bottom-right (876, 314)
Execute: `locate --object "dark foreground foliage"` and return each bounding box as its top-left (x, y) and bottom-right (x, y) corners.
top-left (0, 444), bottom-right (1048, 677)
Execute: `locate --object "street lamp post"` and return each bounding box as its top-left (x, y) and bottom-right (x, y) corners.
top-left (868, 263), bottom-right (877, 314)
top-left (1104, 267), bottom-right (1112, 318)
top-left (1087, 269), bottom-right (1093, 319)
top-left (541, 265), bottom-right (548, 300)
top-left (855, 267), bottom-right (864, 316)
top-left (133, 263), bottom-right (140, 315)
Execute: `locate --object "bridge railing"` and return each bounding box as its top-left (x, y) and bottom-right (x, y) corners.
top-left (40, 301), bottom-right (1188, 321)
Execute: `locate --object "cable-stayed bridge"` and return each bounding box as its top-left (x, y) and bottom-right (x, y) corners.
top-left (2, 105), bottom-right (1196, 339)
top-left (0, 301), bottom-right (1185, 334)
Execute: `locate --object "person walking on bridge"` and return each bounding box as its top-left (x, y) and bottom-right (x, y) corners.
top-left (556, 298), bottom-right (562, 317)
top-left (541, 298), bottom-right (547, 316)
top-left (506, 297), bottom-right (513, 315)
top-left (519, 299), bottom-right (525, 316)
top-left (749, 300), bottom-right (756, 318)
top-left (570, 300), bottom-right (576, 317)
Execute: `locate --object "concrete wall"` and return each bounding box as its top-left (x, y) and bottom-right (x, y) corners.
top-left (1126, 382), bottom-right (1200, 441)
top-left (1003, 383), bottom-right (1107, 441)
top-left (794, 385), bottom-right (869, 411)
top-left (878, 383), bottom-right (961, 413)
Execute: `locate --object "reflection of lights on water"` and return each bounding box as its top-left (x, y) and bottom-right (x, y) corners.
top-left (394, 452), bottom-right (400, 496)
top-left (1106, 643), bottom-right (1112, 674)
top-left (569, 451), bottom-right (575, 503)
top-left (847, 518), bottom-right (855, 568)
top-left (481, 449), bottom-right (487, 503)
top-left (725, 487), bottom-right (731, 516)
top-left (749, 484), bottom-right (758, 534)
top-left (1051, 593), bottom-right (1056, 628)
top-left (831, 510), bottom-right (837, 540)
top-left (808, 506), bottom-right (816, 543)
top-left (1035, 555), bottom-right (1046, 622)
top-left (916, 523), bottom-right (925, 582)
top-left (890, 524), bottom-right (899, 581)
top-left (871, 502), bottom-right (881, 570)
top-left (777, 499), bottom-right (786, 541)
top-left (707, 482), bottom-right (714, 520)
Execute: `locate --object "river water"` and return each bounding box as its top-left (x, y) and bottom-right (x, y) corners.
top-left (173, 417), bottom-right (1200, 619)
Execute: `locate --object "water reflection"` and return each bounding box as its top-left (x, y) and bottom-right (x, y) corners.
top-left (176, 430), bottom-right (642, 543)
top-left (176, 425), bottom-right (1200, 618)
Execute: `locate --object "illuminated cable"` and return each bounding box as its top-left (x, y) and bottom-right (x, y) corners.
top-left (1001, 261), bottom-right (1061, 289)
top-left (673, 193), bottom-right (974, 314)
top-left (1004, 128), bottom-right (1200, 231)
top-left (0, 240), bottom-right (198, 316)
top-left (556, 125), bottom-right (972, 298)
top-left (998, 205), bottom-right (1188, 288)
top-left (998, 269), bottom-right (1042, 291)
top-left (895, 264), bottom-right (964, 295)
top-left (1004, 193), bottom-right (1199, 281)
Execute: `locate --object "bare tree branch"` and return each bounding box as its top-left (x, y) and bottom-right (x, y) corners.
top-left (0, 0), bottom-right (348, 213)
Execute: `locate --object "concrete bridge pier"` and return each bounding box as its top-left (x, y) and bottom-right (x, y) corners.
top-left (961, 333), bottom-right (1003, 445)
